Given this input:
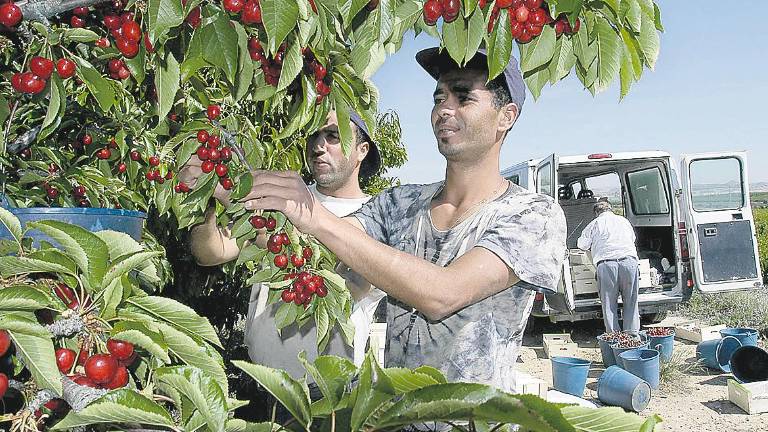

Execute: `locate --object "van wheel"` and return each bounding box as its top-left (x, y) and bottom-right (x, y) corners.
top-left (641, 311), bottom-right (668, 324)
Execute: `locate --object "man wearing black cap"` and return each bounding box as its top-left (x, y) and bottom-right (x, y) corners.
top-left (181, 109), bottom-right (384, 384)
top-left (241, 47), bottom-right (567, 393)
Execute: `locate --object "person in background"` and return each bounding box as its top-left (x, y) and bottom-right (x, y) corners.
top-left (577, 199), bottom-right (640, 334)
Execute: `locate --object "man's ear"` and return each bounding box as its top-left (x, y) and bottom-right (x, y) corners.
top-left (498, 102), bottom-right (519, 132)
top-left (356, 140), bottom-right (370, 163)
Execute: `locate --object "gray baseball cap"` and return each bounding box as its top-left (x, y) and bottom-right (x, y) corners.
top-left (349, 110), bottom-right (381, 179)
top-left (415, 47), bottom-right (526, 112)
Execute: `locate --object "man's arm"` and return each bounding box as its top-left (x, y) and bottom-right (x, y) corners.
top-left (577, 221), bottom-right (594, 250)
top-left (242, 171), bottom-right (518, 321)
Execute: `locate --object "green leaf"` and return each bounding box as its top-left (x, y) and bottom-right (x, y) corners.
top-left (621, 0), bottom-right (641, 33)
top-left (333, 95), bottom-right (354, 156)
top-left (463, 0), bottom-right (478, 17)
top-left (101, 278), bottom-right (124, 320)
top-left (442, 16), bottom-right (468, 66)
top-left (124, 39), bottom-right (147, 85)
top-left (561, 405), bottom-right (662, 432)
top-left (27, 249), bottom-right (78, 275)
top-left (620, 27), bottom-right (643, 80)
top-left (0, 285), bottom-right (50, 311)
top-left (111, 320), bottom-right (171, 363)
top-left (551, 0), bottom-right (584, 22)
top-left (38, 74), bottom-right (65, 142)
top-left (156, 366), bottom-right (228, 432)
top-left (26, 221), bottom-right (109, 291)
top-left (0, 207), bottom-right (22, 245)
top-left (102, 251), bottom-right (163, 288)
top-left (652, 2), bottom-right (664, 32)
top-left (486, 9), bottom-right (512, 80)
top-left (592, 16), bottom-right (623, 93)
top-left (413, 365), bottom-right (447, 383)
top-left (274, 301), bottom-right (298, 330)
top-left (0, 256), bottom-right (75, 277)
top-left (95, 231), bottom-right (161, 286)
top-left (147, 0), bottom-right (185, 45)
top-left (277, 41), bottom-right (303, 92)
top-left (201, 13), bottom-right (240, 84)
top-left (62, 28), bottom-right (100, 42)
top-left (261, 0), bottom-right (299, 54)
top-left (547, 36), bottom-right (576, 84)
top-left (637, 8), bottom-right (660, 69)
top-left (299, 354), bottom-right (356, 408)
top-left (127, 296), bottom-right (222, 348)
top-left (72, 56), bottom-right (116, 112)
top-left (155, 52), bottom-right (180, 120)
top-left (232, 360), bottom-right (312, 428)
top-left (383, 367), bottom-right (441, 393)
top-left (465, 10), bottom-right (485, 62)
top-left (235, 245), bottom-right (267, 267)
top-left (233, 22), bottom-right (255, 101)
top-left (524, 66), bottom-right (551, 100)
top-left (0, 313), bottom-right (62, 395)
top-left (519, 25), bottom-right (557, 73)
top-left (51, 389), bottom-right (175, 429)
top-left (618, 34), bottom-right (634, 99)
top-left (315, 301), bottom-right (330, 352)
top-left (338, 0), bottom-right (369, 30)
top-left (157, 322), bottom-right (228, 394)
top-left (350, 351), bottom-right (395, 431)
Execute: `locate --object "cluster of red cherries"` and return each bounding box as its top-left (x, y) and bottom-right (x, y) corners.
top-left (10, 56), bottom-right (76, 95)
top-left (193, 104), bottom-right (235, 191)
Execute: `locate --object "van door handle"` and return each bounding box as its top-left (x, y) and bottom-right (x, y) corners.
top-left (732, 213), bottom-right (743, 220)
top-left (704, 227), bottom-right (717, 237)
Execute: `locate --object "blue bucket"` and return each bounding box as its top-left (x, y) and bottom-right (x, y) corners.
top-left (618, 349), bottom-right (661, 390)
top-left (720, 328), bottom-right (759, 348)
top-left (730, 345), bottom-right (768, 383)
top-left (597, 366), bottom-right (652, 412)
top-left (551, 356), bottom-right (591, 397)
top-left (641, 330), bottom-right (675, 363)
top-left (597, 336), bottom-right (618, 367)
top-left (612, 340), bottom-right (650, 369)
top-left (696, 336), bottom-right (742, 372)
top-left (0, 207), bottom-right (146, 244)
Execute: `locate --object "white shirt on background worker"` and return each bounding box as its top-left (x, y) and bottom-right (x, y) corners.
top-left (577, 211), bottom-right (638, 265)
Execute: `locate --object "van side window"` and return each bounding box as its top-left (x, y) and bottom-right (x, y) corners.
top-left (627, 167), bottom-right (670, 215)
top-left (507, 174), bottom-right (520, 185)
top-left (689, 157), bottom-right (744, 211)
top-left (537, 162), bottom-right (553, 197)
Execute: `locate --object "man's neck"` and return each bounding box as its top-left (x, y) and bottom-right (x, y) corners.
top-left (316, 180), bottom-right (367, 199)
top-left (439, 145), bottom-right (505, 206)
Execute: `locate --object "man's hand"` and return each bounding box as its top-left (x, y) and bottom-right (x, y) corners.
top-left (178, 155), bottom-right (231, 205)
top-left (241, 170), bottom-right (325, 234)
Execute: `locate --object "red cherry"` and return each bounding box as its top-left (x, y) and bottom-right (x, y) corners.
top-left (82, 134), bottom-right (92, 146)
top-left (108, 59), bottom-right (124, 73)
top-left (214, 163), bottom-right (228, 177)
top-left (526, 22), bottom-right (543, 36)
top-left (496, 0), bottom-right (513, 8)
top-left (529, 8), bottom-right (548, 26)
top-left (104, 366), bottom-right (129, 389)
top-left (143, 33), bottom-right (155, 53)
top-left (197, 130), bottom-right (209, 143)
top-left (201, 160), bottom-right (215, 173)
top-left (70, 15), bottom-right (85, 27)
top-left (84, 354), bottom-right (118, 384)
top-left (241, 1), bottom-right (262, 24)
top-left (30, 56), bottom-right (55, 80)
top-left (281, 289), bottom-right (295, 303)
top-left (0, 2), bottom-right (23, 28)
top-left (248, 37), bottom-right (262, 53)
top-left (249, 215), bottom-right (267, 229)
top-left (121, 21), bottom-right (142, 43)
top-left (56, 348), bottom-right (76, 373)
top-left (223, 0), bottom-right (244, 13)
top-left (165, 171), bottom-right (174, 180)
top-left (220, 147), bottom-right (232, 161)
top-left (206, 104), bottom-right (221, 120)
top-left (117, 162), bottom-right (127, 173)
top-left (302, 247), bottom-right (313, 259)
top-left (316, 284), bottom-right (328, 297)
top-left (207, 135), bottom-right (221, 149)
top-left (70, 373), bottom-right (96, 387)
top-left (219, 177), bottom-right (233, 190)
top-left (315, 81), bottom-right (331, 96)
top-left (118, 351), bottom-right (137, 366)
top-left (366, 0), bottom-right (379, 10)
top-left (570, 18), bottom-right (581, 33)
top-left (97, 148), bottom-right (111, 159)
top-left (0, 330), bottom-right (10, 357)
top-left (73, 6), bottom-right (89, 16)
top-left (116, 38), bottom-right (139, 58)
top-left (304, 280), bottom-right (317, 294)
top-left (266, 217), bottom-right (277, 231)
top-left (308, 0), bottom-right (317, 13)
top-left (76, 348), bottom-right (89, 366)
top-left (196, 146), bottom-right (210, 160)
top-left (103, 14), bottom-right (121, 29)
top-left (106, 339), bottom-right (134, 360)
top-left (553, 20), bottom-right (565, 36)
top-left (208, 148), bottom-right (220, 161)
top-left (19, 72), bottom-right (45, 94)
top-left (515, 5), bottom-right (529, 22)
top-left (280, 233), bottom-right (290, 245)
top-left (293, 291), bottom-right (305, 305)
top-left (145, 170), bottom-right (156, 181)
top-left (0, 373), bottom-right (9, 398)
top-left (95, 37), bottom-right (110, 48)
top-left (148, 155), bottom-right (160, 166)
top-left (422, 0), bottom-right (442, 26)
top-left (290, 254), bottom-right (305, 268)
top-left (312, 62), bottom-right (327, 81)
top-left (274, 254), bottom-right (288, 268)
top-left (10, 73), bottom-right (23, 92)
top-left (46, 187), bottom-right (59, 199)
top-left (517, 27), bottom-right (533, 43)
top-left (56, 58), bottom-right (76, 79)
top-left (509, 19), bottom-right (524, 38)
top-left (130, 150), bottom-right (141, 161)
top-left (524, 0), bottom-right (541, 8)
top-left (442, 0), bottom-right (460, 23)
top-left (186, 6), bottom-right (201, 27)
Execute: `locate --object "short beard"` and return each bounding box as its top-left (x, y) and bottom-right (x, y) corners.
top-left (312, 158), bottom-right (357, 190)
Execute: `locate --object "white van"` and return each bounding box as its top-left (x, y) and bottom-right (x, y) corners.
top-left (502, 151), bottom-right (763, 323)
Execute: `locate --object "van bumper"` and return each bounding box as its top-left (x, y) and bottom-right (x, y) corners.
top-left (532, 292), bottom-right (683, 323)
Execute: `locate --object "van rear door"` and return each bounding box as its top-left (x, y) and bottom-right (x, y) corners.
top-left (535, 154), bottom-right (575, 312)
top-left (680, 152), bottom-right (763, 292)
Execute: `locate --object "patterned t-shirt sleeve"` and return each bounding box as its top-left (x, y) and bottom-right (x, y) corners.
top-left (475, 194), bottom-right (567, 293)
top-left (350, 188), bottom-right (391, 244)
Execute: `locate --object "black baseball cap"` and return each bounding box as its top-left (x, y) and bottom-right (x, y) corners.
top-left (415, 47), bottom-right (526, 112)
top-left (349, 110), bottom-right (381, 179)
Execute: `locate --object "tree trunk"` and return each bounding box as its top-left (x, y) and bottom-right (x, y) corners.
top-left (17, 0), bottom-right (108, 22)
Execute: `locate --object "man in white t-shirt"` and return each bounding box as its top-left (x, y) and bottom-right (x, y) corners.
top-left (180, 110), bottom-right (385, 385)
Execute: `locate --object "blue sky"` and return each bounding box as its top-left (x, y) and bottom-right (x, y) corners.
top-left (371, 1), bottom-right (768, 185)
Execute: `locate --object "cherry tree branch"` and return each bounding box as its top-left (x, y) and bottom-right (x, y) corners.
top-left (17, 0), bottom-right (107, 22)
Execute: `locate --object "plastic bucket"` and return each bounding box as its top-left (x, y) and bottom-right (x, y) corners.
top-left (551, 357), bottom-right (591, 397)
top-left (597, 336), bottom-right (618, 367)
top-left (597, 365), bottom-right (652, 412)
top-left (719, 328), bottom-right (759, 348)
top-left (641, 331), bottom-right (675, 363)
top-left (618, 349), bottom-right (661, 390)
top-left (0, 207), bottom-right (146, 244)
top-left (612, 341), bottom-right (650, 369)
top-left (696, 336), bottom-right (742, 372)
top-left (730, 345), bottom-right (768, 383)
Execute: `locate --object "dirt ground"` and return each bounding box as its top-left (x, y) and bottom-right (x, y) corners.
top-left (517, 315), bottom-right (768, 432)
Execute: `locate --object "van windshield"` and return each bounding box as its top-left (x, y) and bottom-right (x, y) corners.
top-left (627, 167), bottom-right (670, 215)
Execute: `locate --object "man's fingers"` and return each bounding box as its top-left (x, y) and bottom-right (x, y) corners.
top-left (241, 176), bottom-right (304, 202)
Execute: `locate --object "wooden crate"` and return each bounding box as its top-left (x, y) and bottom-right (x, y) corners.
top-left (674, 322), bottom-right (725, 343)
top-left (514, 372), bottom-right (548, 399)
top-left (728, 379), bottom-right (768, 415)
top-left (543, 334), bottom-right (579, 358)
